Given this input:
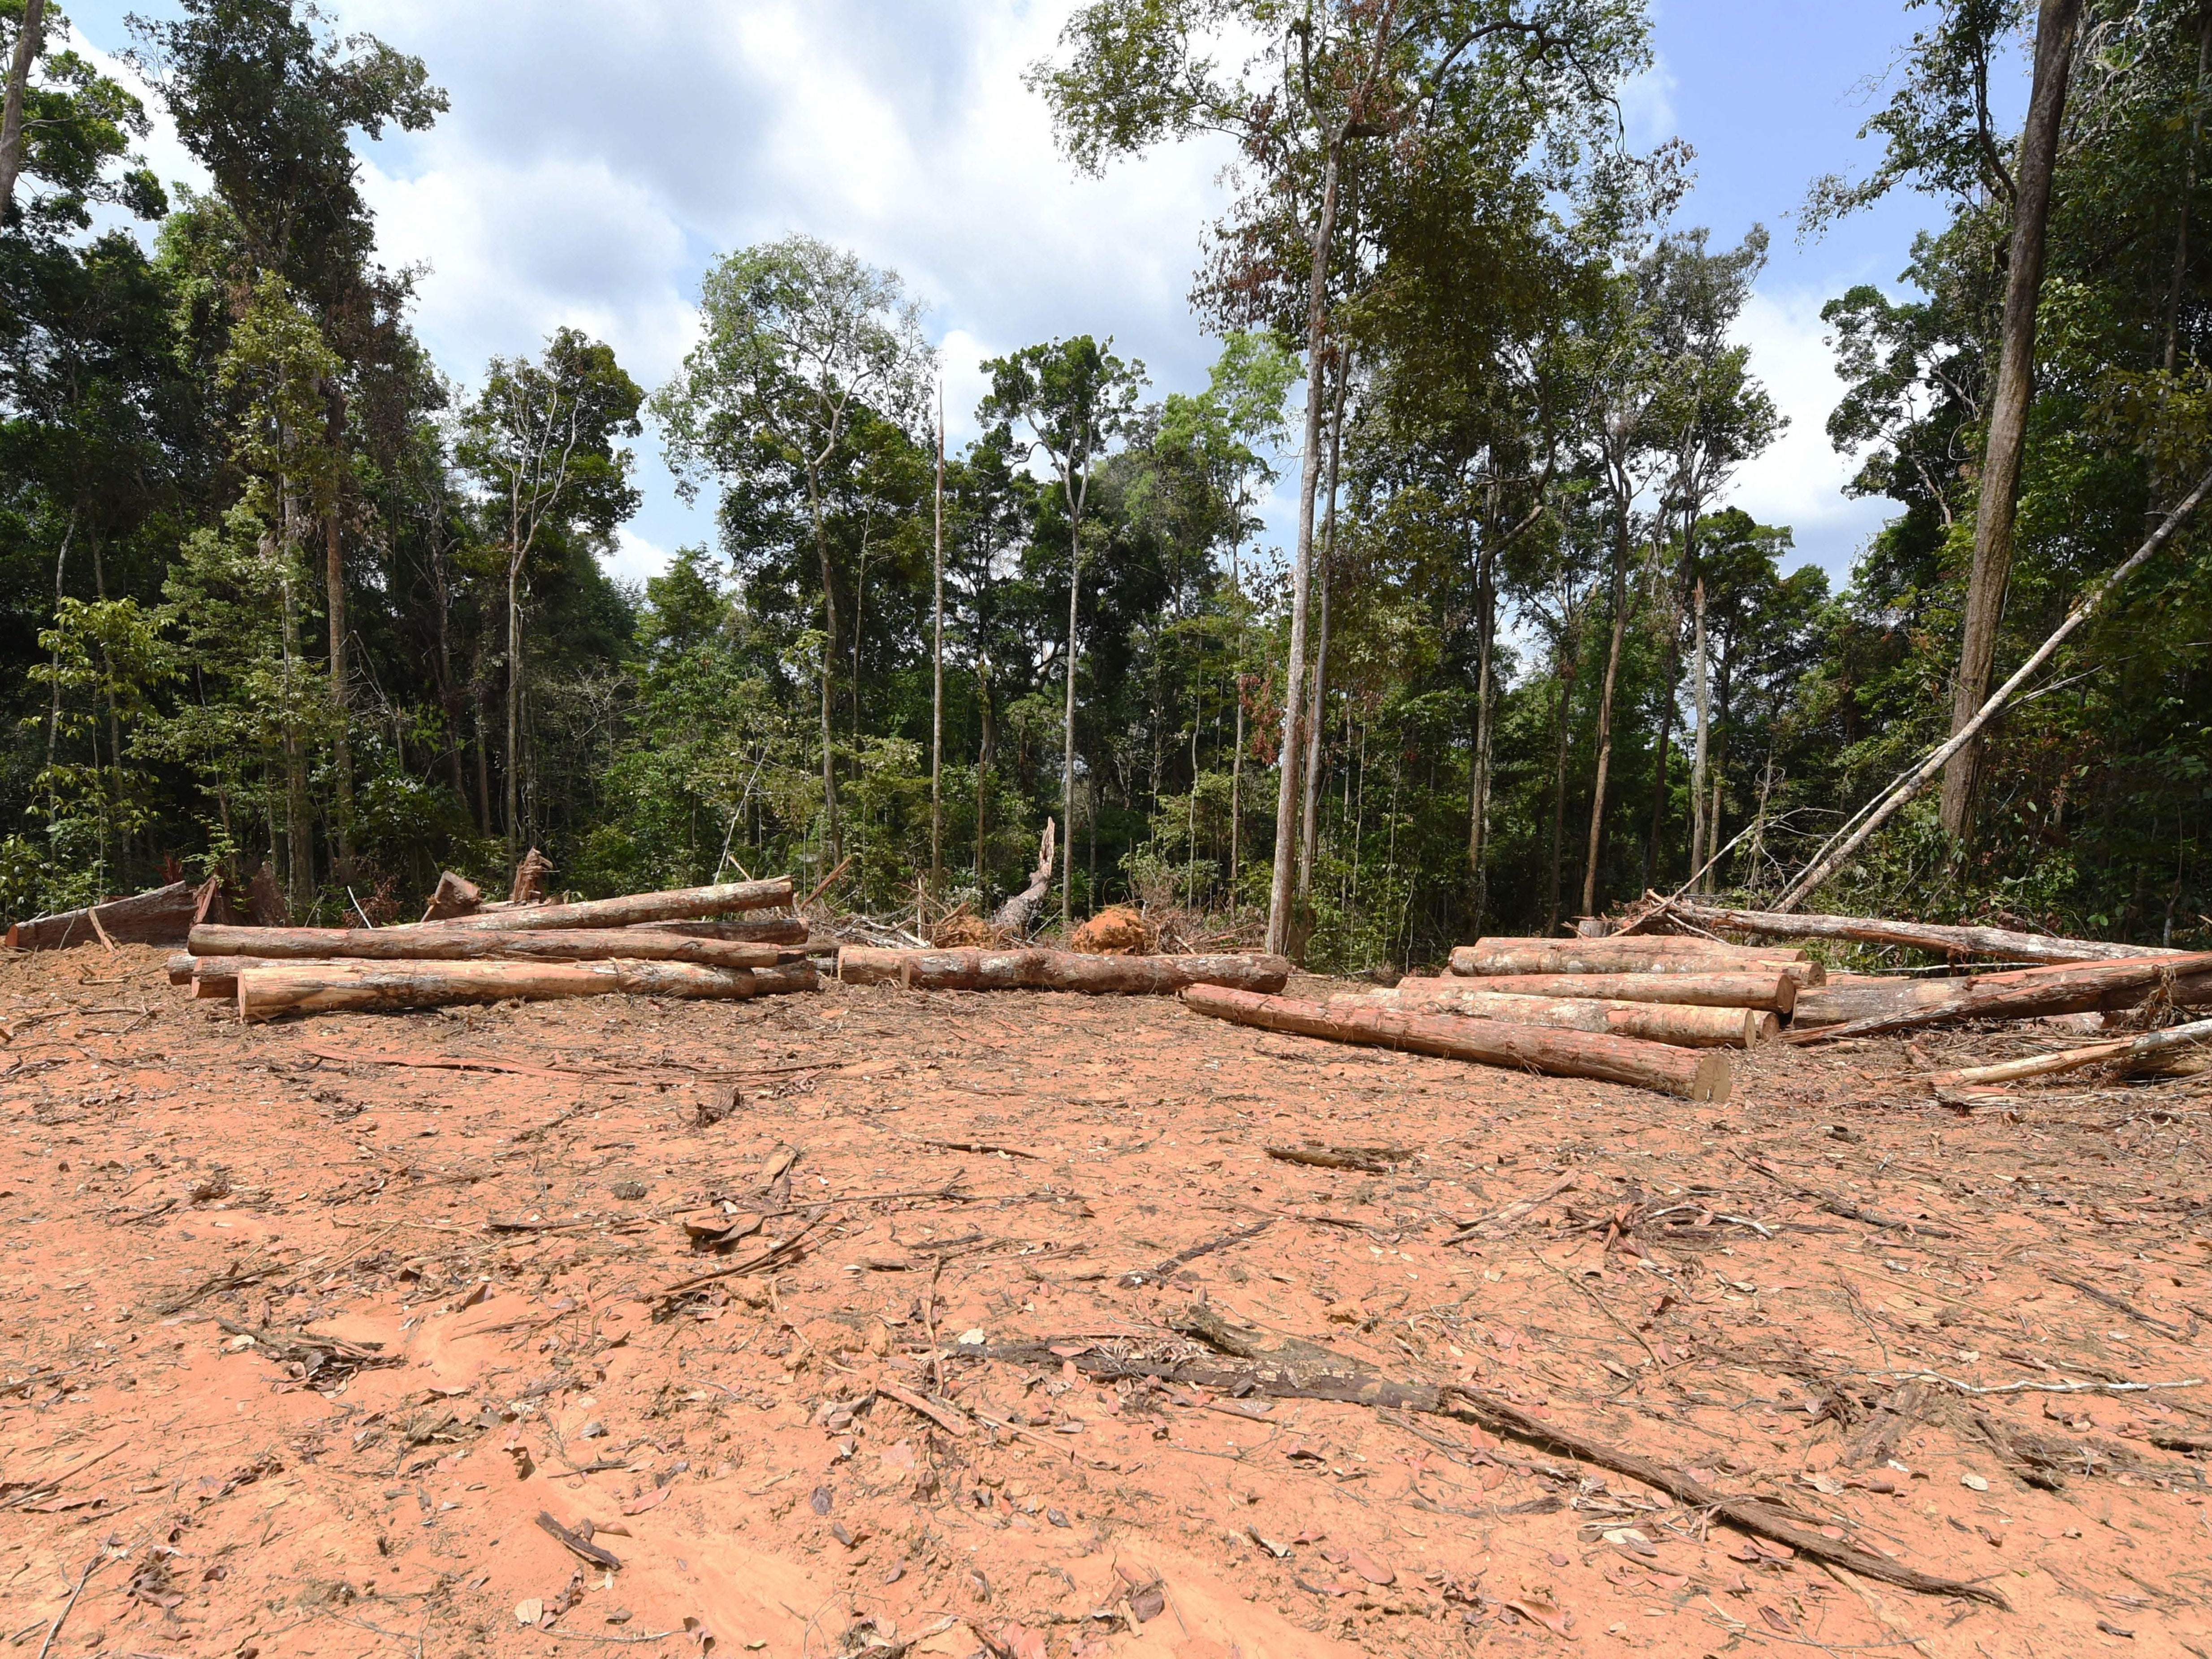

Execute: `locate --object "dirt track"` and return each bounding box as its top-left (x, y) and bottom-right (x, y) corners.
top-left (2, 945), bottom-right (2209, 1658)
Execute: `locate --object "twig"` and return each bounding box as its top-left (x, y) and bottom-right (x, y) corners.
top-left (1533, 1250), bottom-right (1663, 1369)
top-left (1443, 1176), bottom-right (1577, 1244)
top-left (1868, 1369), bottom-right (2205, 1398)
top-left (924, 1253), bottom-right (947, 1395)
top-left (36, 1551), bottom-right (103, 1659)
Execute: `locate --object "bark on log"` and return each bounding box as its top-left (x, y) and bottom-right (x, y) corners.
top-left (236, 959), bottom-right (818, 1021)
top-left (1472, 932), bottom-right (1803, 959)
top-left (1183, 984), bottom-right (1731, 1101)
top-left (1927, 1017), bottom-right (2212, 1089)
top-left (1664, 900), bottom-right (2177, 965)
top-left (1331, 985), bottom-right (1773, 1048)
top-left (5, 881), bottom-right (200, 950)
top-left (1788, 953), bottom-right (2212, 1043)
top-left (190, 924), bottom-right (791, 971)
top-left (1450, 941), bottom-right (1823, 987)
top-left (1394, 969), bottom-right (1795, 1015)
top-left (626, 916), bottom-right (808, 944)
top-left (422, 877), bottom-right (794, 933)
top-left (838, 946), bottom-right (1289, 995)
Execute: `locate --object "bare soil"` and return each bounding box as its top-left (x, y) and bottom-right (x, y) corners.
top-left (2, 946), bottom-right (2209, 1659)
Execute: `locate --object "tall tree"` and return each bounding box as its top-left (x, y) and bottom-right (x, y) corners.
top-left (456, 328), bottom-right (641, 850)
top-left (1030, 0), bottom-right (1650, 953)
top-left (653, 236), bottom-right (931, 865)
top-left (980, 336), bottom-right (1143, 929)
top-left (0, 0), bottom-right (47, 216)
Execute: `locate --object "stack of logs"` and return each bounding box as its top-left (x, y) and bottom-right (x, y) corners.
top-left (1180, 933), bottom-right (1796, 1103)
top-left (1643, 900), bottom-right (2212, 1090)
top-left (170, 877), bottom-right (815, 1021)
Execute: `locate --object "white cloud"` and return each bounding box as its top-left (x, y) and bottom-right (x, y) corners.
top-left (1725, 286), bottom-right (1892, 581)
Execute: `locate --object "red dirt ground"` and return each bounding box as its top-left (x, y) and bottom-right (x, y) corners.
top-left (2, 945), bottom-right (2209, 1659)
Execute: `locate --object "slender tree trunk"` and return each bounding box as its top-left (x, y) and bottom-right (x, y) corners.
top-left (278, 495), bottom-right (312, 919)
top-left (1230, 546), bottom-right (1244, 896)
top-left (1062, 502), bottom-right (1081, 932)
top-left (931, 383), bottom-right (945, 889)
top-left (326, 495), bottom-right (353, 878)
top-left (976, 664), bottom-right (995, 891)
top-left (504, 550), bottom-right (524, 851)
top-left (1545, 622), bottom-right (1577, 936)
top-left (0, 0), bottom-right (46, 217)
top-left (807, 472), bottom-right (841, 863)
top-left (2166, 1), bottom-right (2212, 373)
top-left (1466, 529), bottom-right (1497, 933)
top-left (1642, 578), bottom-right (1681, 890)
top-left (430, 536), bottom-right (467, 812)
top-left (44, 509), bottom-right (73, 802)
top-left (1297, 352), bottom-right (1350, 905)
top-left (91, 533), bottom-right (123, 875)
top-left (1690, 577), bottom-right (1711, 884)
top-left (1581, 517), bottom-right (1633, 917)
top-left (1266, 132), bottom-right (1347, 956)
top-left (1942, 0), bottom-right (2083, 840)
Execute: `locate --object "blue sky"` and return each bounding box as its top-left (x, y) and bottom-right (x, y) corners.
top-left (57, 0), bottom-right (1999, 589)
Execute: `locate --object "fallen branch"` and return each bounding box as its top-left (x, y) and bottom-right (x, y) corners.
top-left (190, 923), bottom-right (795, 971)
top-left (1450, 938), bottom-right (1821, 988)
top-left (1925, 1016), bottom-right (2212, 1088)
top-left (981, 1314), bottom-right (2007, 1606)
top-left (1665, 901), bottom-right (2177, 966)
top-left (1333, 984), bottom-right (1775, 1048)
top-left (1779, 459), bottom-right (2212, 910)
top-left (236, 959), bottom-right (819, 1021)
top-left (648, 1219), bottom-right (826, 1315)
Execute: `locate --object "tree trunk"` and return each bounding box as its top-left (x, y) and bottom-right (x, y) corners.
top-left (1298, 351), bottom-right (1350, 906)
top-left (325, 391), bottom-right (353, 878)
top-left (1544, 629), bottom-right (1576, 936)
top-left (426, 876), bottom-right (795, 933)
top-left (191, 923), bottom-right (795, 969)
top-left (1450, 939), bottom-right (1820, 985)
top-left (1941, 0), bottom-right (2084, 840)
top-left (931, 384), bottom-right (946, 888)
top-left (0, 0), bottom-right (46, 216)
top-left (1665, 899), bottom-right (2181, 963)
top-left (44, 509), bottom-right (72, 800)
top-left (1689, 577), bottom-right (1711, 883)
top-left (278, 497), bottom-right (312, 920)
top-left (1061, 458), bottom-right (1089, 934)
top-left (976, 663), bottom-right (996, 891)
top-left (1643, 574), bottom-right (1681, 892)
top-left (1329, 985), bottom-right (1774, 1049)
top-left (473, 693), bottom-right (493, 837)
top-left (838, 945), bottom-right (1289, 995)
top-left (1182, 985), bottom-right (1732, 1102)
top-left (504, 548), bottom-right (524, 851)
top-left (237, 958), bottom-right (817, 1022)
top-left (1266, 133), bottom-right (1347, 956)
top-left (1790, 951), bottom-right (2212, 1041)
top-left (1230, 547), bottom-right (1244, 897)
top-left (808, 471), bottom-right (841, 863)
top-left (1581, 518), bottom-right (1633, 918)
top-left (1465, 525), bottom-right (1497, 933)
top-left (1389, 968), bottom-right (1796, 1015)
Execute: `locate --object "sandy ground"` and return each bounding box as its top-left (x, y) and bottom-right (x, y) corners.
top-left (1, 945), bottom-right (2209, 1659)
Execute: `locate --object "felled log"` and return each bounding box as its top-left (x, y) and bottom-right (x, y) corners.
top-left (1393, 969), bottom-right (1795, 1016)
top-left (1331, 985), bottom-right (1775, 1048)
top-left (1664, 900), bottom-right (2178, 965)
top-left (839, 945), bottom-right (1289, 995)
top-left (1789, 952), bottom-right (2212, 1044)
top-left (424, 877), bottom-right (793, 933)
top-left (1925, 1017), bottom-right (2212, 1089)
top-left (235, 959), bottom-right (818, 1021)
top-left (510, 848), bottom-right (555, 905)
top-left (189, 924), bottom-right (792, 971)
top-left (629, 916), bottom-right (808, 944)
top-left (1183, 984), bottom-right (1731, 1101)
top-left (1449, 939), bottom-right (1823, 987)
top-left (421, 871), bottom-right (480, 921)
top-left (5, 881), bottom-right (201, 950)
